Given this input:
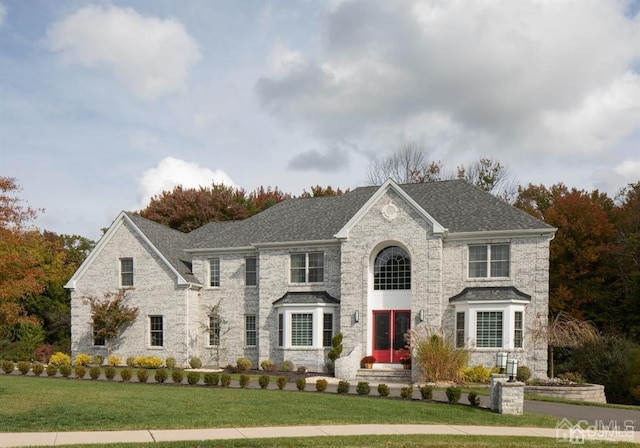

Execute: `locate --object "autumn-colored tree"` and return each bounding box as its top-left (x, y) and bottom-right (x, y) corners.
top-left (299, 185), bottom-right (348, 197)
top-left (246, 186), bottom-right (290, 215)
top-left (456, 157), bottom-right (517, 201)
top-left (84, 289), bottom-right (139, 357)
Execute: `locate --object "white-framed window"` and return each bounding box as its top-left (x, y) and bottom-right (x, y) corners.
top-left (452, 302), bottom-right (526, 350)
top-left (468, 244), bottom-right (510, 278)
top-left (209, 259), bottom-right (220, 287)
top-left (245, 257), bottom-right (257, 286)
top-left (275, 306), bottom-right (336, 348)
top-left (455, 312), bottom-right (465, 348)
top-left (120, 258), bottom-right (133, 286)
top-left (374, 246), bottom-right (411, 290)
top-left (150, 316), bottom-right (163, 347)
top-left (514, 311), bottom-right (523, 348)
top-left (245, 315), bottom-right (257, 346)
top-left (209, 314), bottom-right (221, 346)
top-left (476, 311), bottom-right (503, 348)
top-left (290, 252), bottom-right (324, 283)
top-left (92, 321), bottom-right (105, 347)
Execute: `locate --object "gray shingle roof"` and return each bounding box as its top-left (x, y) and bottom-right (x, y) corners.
top-left (272, 291), bottom-right (340, 306)
top-left (449, 286), bottom-right (532, 303)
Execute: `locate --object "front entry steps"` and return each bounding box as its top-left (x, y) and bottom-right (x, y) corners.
top-left (355, 364), bottom-right (412, 384)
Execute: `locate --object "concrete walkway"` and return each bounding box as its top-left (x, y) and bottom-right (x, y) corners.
top-left (1, 424), bottom-right (639, 447)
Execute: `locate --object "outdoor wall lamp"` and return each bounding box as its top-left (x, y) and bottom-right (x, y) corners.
top-left (418, 309), bottom-right (424, 322)
top-left (496, 352), bottom-right (508, 374)
top-left (354, 310), bottom-right (359, 323)
top-left (506, 358), bottom-right (519, 382)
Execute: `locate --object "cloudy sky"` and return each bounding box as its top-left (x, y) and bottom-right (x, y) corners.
top-left (2, 0), bottom-right (640, 240)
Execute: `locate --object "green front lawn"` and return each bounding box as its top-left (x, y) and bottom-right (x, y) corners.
top-left (0, 376), bottom-right (558, 432)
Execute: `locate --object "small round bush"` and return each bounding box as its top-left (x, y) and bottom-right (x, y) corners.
top-left (104, 366), bottom-right (116, 380)
top-left (316, 378), bottom-right (328, 392)
top-left (237, 357), bottom-right (252, 371)
top-left (2, 360), bottom-right (14, 374)
top-left (258, 375), bottom-right (270, 389)
top-left (134, 356), bottom-right (164, 369)
top-left (120, 367), bottom-right (132, 382)
top-left (187, 371), bottom-right (200, 385)
top-left (337, 380), bottom-right (350, 394)
top-left (400, 386), bottom-right (413, 399)
top-left (107, 355), bottom-right (122, 366)
top-left (59, 363), bottom-right (72, 377)
top-left (295, 378), bottom-right (306, 391)
top-left (239, 374), bottom-right (251, 388)
top-left (280, 360), bottom-right (294, 372)
top-left (17, 361), bottom-right (30, 375)
top-left (46, 364), bottom-right (58, 376)
top-left (204, 372), bottom-right (219, 386)
top-left (419, 385), bottom-right (433, 400)
top-left (516, 365), bottom-right (532, 383)
top-left (468, 392), bottom-right (481, 406)
top-left (92, 355), bottom-right (104, 366)
top-left (189, 357), bottom-right (202, 369)
top-left (32, 362), bottom-right (44, 376)
top-left (446, 386), bottom-right (461, 404)
top-left (171, 368), bottom-right (184, 384)
top-left (165, 357), bottom-right (176, 369)
top-left (260, 360), bottom-right (274, 371)
top-left (276, 376), bottom-right (287, 390)
top-left (126, 357), bottom-right (136, 368)
top-left (356, 381), bottom-right (370, 396)
top-left (89, 366), bottom-right (101, 380)
top-left (463, 365), bottom-right (491, 384)
top-left (137, 369), bottom-right (149, 383)
top-left (155, 368), bottom-right (168, 383)
top-left (74, 365), bottom-right (86, 379)
top-left (220, 373), bottom-right (231, 387)
top-left (377, 383), bottom-right (390, 397)
top-left (73, 353), bottom-right (91, 367)
top-left (49, 352), bottom-right (71, 367)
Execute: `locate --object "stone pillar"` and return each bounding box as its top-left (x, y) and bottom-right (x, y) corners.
top-left (489, 373), bottom-right (509, 412)
top-left (497, 381), bottom-right (524, 415)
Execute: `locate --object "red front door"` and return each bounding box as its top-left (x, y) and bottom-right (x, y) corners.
top-left (372, 310), bottom-right (410, 363)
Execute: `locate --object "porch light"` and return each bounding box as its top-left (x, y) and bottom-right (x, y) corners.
top-left (506, 358), bottom-right (519, 382)
top-left (354, 310), bottom-right (359, 323)
top-left (496, 352), bottom-right (508, 374)
top-left (418, 309), bottom-right (424, 322)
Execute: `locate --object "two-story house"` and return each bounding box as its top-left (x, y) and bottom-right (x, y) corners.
top-left (66, 179), bottom-right (555, 380)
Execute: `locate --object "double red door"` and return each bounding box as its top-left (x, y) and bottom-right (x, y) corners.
top-left (372, 310), bottom-right (410, 363)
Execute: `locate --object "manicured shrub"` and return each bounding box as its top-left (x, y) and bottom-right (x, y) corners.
top-left (59, 363), bottom-right (72, 377)
top-left (239, 374), bottom-right (251, 388)
top-left (165, 357), bottom-right (176, 369)
top-left (35, 344), bottom-right (54, 363)
top-left (2, 360), bottom-right (14, 374)
top-left (73, 353), bottom-right (91, 367)
top-left (295, 378), bottom-right (306, 391)
top-left (400, 386), bottom-right (413, 399)
top-left (32, 362), bottom-right (44, 376)
top-left (315, 378), bottom-right (328, 392)
top-left (189, 357), bottom-right (202, 369)
top-left (463, 365), bottom-right (491, 384)
top-left (155, 368), bottom-right (168, 383)
top-left (468, 392), bottom-right (481, 406)
top-left (171, 368), bottom-right (184, 384)
top-left (260, 360), bottom-right (274, 371)
top-left (203, 372), bottom-right (217, 386)
top-left (107, 355), bottom-right (122, 366)
top-left (337, 380), bottom-right (350, 394)
top-left (220, 373), bottom-right (231, 388)
top-left (187, 371), bottom-right (200, 385)
top-left (89, 366), bottom-right (101, 380)
top-left (134, 356), bottom-right (164, 369)
top-left (516, 365), bottom-right (532, 383)
top-left (49, 352), bottom-right (71, 367)
top-left (104, 366), bottom-right (116, 380)
top-left (280, 360), bottom-right (294, 372)
top-left (92, 355), bottom-right (104, 365)
top-left (419, 385), bottom-right (433, 400)
top-left (446, 386), bottom-right (461, 404)
top-left (74, 365), bottom-right (86, 379)
top-left (17, 361), bottom-right (30, 375)
top-left (276, 376), bottom-right (287, 390)
top-left (356, 381), bottom-right (370, 396)
top-left (120, 368), bottom-right (132, 382)
top-left (126, 356), bottom-right (136, 367)
top-left (136, 369), bottom-right (149, 383)
top-left (410, 327), bottom-right (468, 383)
top-left (327, 333), bottom-right (343, 363)
top-left (377, 383), bottom-right (390, 397)
top-left (46, 364), bottom-right (57, 376)
top-left (258, 375), bottom-right (270, 389)
top-left (237, 358), bottom-right (252, 371)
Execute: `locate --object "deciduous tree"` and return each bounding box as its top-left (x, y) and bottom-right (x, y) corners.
top-left (84, 289), bottom-right (139, 357)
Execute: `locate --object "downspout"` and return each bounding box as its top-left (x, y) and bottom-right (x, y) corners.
top-left (185, 285), bottom-right (190, 366)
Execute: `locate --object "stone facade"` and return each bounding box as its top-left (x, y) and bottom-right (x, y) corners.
top-left (67, 180), bottom-right (554, 379)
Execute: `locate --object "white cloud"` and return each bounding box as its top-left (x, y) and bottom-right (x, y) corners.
top-left (137, 157), bottom-right (237, 208)
top-left (0, 3), bottom-right (6, 27)
top-left (46, 5), bottom-right (201, 99)
top-left (593, 160), bottom-right (640, 194)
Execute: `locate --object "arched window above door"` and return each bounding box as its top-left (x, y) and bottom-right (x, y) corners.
top-left (374, 246), bottom-right (411, 290)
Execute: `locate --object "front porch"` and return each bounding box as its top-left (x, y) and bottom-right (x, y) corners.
top-left (355, 363), bottom-right (412, 384)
